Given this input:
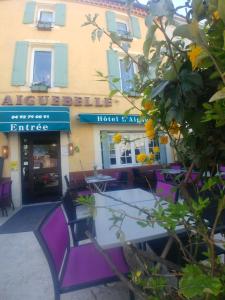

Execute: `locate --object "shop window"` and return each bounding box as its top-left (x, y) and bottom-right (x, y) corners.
top-left (32, 50), bottom-right (52, 88)
top-left (101, 132), bottom-right (160, 168)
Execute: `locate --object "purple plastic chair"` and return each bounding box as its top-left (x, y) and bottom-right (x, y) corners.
top-left (0, 180), bottom-right (14, 216)
top-left (156, 181), bottom-right (179, 203)
top-left (36, 205), bottom-right (129, 299)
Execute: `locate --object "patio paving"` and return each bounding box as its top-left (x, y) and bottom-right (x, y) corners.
top-left (0, 212), bottom-right (130, 300)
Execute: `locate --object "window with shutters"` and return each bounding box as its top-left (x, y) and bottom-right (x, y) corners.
top-left (23, 2), bottom-right (66, 27)
top-left (106, 11), bottom-right (141, 40)
top-left (11, 41), bottom-right (68, 88)
top-left (101, 132), bottom-right (160, 168)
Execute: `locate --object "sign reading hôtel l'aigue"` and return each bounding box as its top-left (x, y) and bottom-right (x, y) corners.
top-left (1, 95), bottom-right (112, 106)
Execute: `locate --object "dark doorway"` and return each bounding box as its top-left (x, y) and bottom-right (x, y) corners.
top-left (21, 132), bottom-right (62, 204)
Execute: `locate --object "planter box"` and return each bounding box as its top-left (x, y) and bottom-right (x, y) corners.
top-left (119, 32), bottom-right (133, 41)
top-left (31, 84), bottom-right (48, 93)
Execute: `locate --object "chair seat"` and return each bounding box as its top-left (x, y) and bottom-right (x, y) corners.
top-left (61, 244), bottom-right (129, 291)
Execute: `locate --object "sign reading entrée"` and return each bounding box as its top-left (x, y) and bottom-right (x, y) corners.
top-left (0, 106), bottom-right (70, 132)
top-left (79, 113), bottom-right (145, 125)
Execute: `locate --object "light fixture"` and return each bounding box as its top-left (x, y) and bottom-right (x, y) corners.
top-left (2, 145), bottom-right (9, 158)
top-left (68, 142), bottom-right (75, 156)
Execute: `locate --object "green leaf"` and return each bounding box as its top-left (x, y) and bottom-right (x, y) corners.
top-left (109, 89), bottom-right (118, 97)
top-left (218, 0), bottom-right (225, 24)
top-left (192, 0), bottom-right (209, 20)
top-left (209, 87), bottom-right (225, 102)
top-left (143, 25), bottom-right (157, 58)
top-left (179, 265), bottom-right (222, 298)
top-left (151, 81), bottom-right (169, 98)
top-left (173, 20), bottom-right (206, 46)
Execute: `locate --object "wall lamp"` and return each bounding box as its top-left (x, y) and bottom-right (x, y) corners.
top-left (2, 145), bottom-right (9, 159)
top-left (68, 142), bottom-right (75, 156)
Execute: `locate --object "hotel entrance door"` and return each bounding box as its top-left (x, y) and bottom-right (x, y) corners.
top-left (21, 132), bottom-right (62, 204)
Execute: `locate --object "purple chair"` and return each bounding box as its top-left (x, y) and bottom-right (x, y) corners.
top-left (35, 205), bottom-right (130, 299)
top-left (0, 180), bottom-right (14, 216)
top-left (156, 181), bottom-right (179, 203)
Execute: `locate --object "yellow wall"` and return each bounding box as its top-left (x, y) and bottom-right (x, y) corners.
top-left (0, 0), bottom-right (148, 173)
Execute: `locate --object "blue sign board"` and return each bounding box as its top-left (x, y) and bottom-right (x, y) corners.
top-left (79, 114), bottom-right (145, 125)
top-left (0, 106), bottom-right (70, 132)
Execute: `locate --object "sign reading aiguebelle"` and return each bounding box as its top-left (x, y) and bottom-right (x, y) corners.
top-left (1, 95), bottom-right (112, 107)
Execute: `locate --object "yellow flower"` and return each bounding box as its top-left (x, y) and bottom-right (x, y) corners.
top-left (153, 146), bottom-right (160, 153)
top-left (113, 133), bottom-right (122, 144)
top-left (136, 153), bottom-right (147, 163)
top-left (144, 119), bottom-right (154, 130)
top-left (160, 135), bottom-right (168, 144)
top-left (149, 153), bottom-right (155, 160)
top-left (146, 129), bottom-right (155, 140)
top-left (188, 45), bottom-right (203, 70)
top-left (213, 11), bottom-right (220, 20)
top-left (143, 101), bottom-right (154, 111)
top-left (169, 121), bottom-right (180, 135)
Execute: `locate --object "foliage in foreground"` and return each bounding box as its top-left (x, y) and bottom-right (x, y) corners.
top-left (82, 0), bottom-right (225, 299)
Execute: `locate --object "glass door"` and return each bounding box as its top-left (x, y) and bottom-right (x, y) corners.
top-left (21, 132), bottom-right (62, 204)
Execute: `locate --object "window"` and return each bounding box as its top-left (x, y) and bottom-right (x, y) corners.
top-left (116, 22), bottom-right (129, 36)
top-left (32, 50), bottom-right (52, 87)
top-left (102, 132), bottom-right (160, 168)
top-left (119, 59), bottom-right (135, 93)
top-left (39, 10), bottom-right (54, 24)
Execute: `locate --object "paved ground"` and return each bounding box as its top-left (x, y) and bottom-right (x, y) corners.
top-left (0, 212), bottom-right (130, 300)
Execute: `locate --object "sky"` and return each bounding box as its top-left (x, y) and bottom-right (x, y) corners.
top-left (138, 0), bottom-right (187, 15)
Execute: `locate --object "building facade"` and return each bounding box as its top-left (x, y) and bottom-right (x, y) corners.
top-left (0, 0), bottom-right (174, 207)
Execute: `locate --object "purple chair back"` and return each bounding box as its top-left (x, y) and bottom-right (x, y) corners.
top-left (156, 181), bottom-right (178, 203)
top-left (2, 180), bottom-right (12, 197)
top-left (155, 170), bottom-right (165, 182)
top-left (220, 166), bottom-right (225, 172)
top-left (39, 206), bottom-right (69, 276)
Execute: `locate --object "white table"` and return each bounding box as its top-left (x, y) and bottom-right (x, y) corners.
top-left (85, 174), bottom-right (116, 192)
top-left (94, 188), bottom-right (157, 207)
top-left (94, 189), bottom-right (183, 249)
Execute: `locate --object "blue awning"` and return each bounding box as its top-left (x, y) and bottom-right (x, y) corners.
top-left (0, 106), bottom-right (70, 132)
top-left (78, 113), bottom-right (145, 125)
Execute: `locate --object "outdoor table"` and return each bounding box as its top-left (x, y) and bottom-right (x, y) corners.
top-left (94, 189), bottom-right (183, 249)
top-left (85, 174), bottom-right (116, 192)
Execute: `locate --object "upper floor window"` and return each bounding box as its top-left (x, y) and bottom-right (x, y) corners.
top-left (23, 2), bottom-right (66, 27)
top-left (11, 41), bottom-right (68, 89)
top-left (106, 11), bottom-right (141, 40)
top-left (119, 59), bottom-right (135, 93)
top-left (32, 50), bottom-right (52, 87)
top-left (37, 10), bottom-right (54, 29)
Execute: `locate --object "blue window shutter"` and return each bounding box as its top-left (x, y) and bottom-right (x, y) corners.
top-left (131, 16), bottom-right (141, 39)
top-left (54, 44), bottom-right (68, 87)
top-left (107, 50), bottom-right (120, 91)
top-left (11, 41), bottom-right (29, 86)
top-left (23, 1), bottom-right (36, 24)
top-left (159, 144), bottom-right (167, 164)
top-left (55, 3), bottom-right (66, 26)
top-left (101, 132), bottom-right (110, 169)
top-left (106, 11), bottom-right (117, 33)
